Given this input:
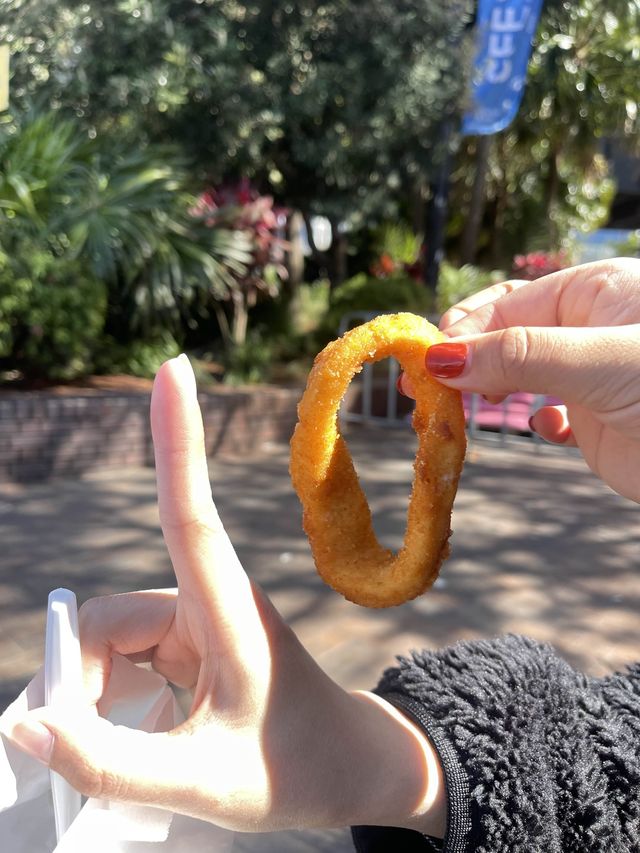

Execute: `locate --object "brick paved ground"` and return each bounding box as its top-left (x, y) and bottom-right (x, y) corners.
top-left (1, 427), bottom-right (638, 851)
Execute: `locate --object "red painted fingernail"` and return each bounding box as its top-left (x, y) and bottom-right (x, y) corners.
top-left (426, 342), bottom-right (469, 379)
top-left (528, 416), bottom-right (536, 433)
top-left (558, 427), bottom-right (574, 444)
top-left (396, 375), bottom-right (405, 396)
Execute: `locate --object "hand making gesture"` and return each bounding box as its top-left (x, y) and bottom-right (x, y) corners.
top-left (400, 258), bottom-right (640, 502)
top-left (6, 355), bottom-right (444, 836)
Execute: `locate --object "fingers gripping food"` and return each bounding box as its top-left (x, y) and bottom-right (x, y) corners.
top-left (290, 313), bottom-right (466, 608)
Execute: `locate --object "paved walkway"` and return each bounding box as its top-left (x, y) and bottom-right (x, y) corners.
top-left (1, 427), bottom-right (638, 851)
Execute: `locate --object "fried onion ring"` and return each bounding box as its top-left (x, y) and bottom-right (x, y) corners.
top-left (290, 313), bottom-right (466, 608)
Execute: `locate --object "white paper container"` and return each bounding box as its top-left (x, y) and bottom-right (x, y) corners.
top-left (0, 589), bottom-right (235, 852)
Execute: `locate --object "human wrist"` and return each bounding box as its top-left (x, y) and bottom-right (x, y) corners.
top-left (342, 690), bottom-right (446, 837)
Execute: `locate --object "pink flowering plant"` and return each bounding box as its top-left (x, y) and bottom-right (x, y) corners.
top-left (511, 251), bottom-right (569, 280)
top-left (192, 179), bottom-right (289, 348)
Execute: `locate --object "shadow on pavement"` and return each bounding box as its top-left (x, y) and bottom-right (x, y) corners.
top-left (0, 425), bottom-right (638, 852)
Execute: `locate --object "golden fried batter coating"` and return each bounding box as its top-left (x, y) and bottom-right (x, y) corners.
top-left (290, 313), bottom-right (466, 607)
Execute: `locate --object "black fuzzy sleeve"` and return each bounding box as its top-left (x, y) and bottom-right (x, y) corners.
top-left (351, 635), bottom-right (640, 853)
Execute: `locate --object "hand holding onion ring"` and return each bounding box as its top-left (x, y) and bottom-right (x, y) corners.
top-left (290, 313), bottom-right (466, 608)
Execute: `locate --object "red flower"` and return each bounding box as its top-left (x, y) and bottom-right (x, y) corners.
top-left (511, 251), bottom-right (568, 280)
top-left (191, 180), bottom-right (290, 291)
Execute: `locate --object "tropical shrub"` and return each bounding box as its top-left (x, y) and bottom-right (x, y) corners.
top-left (326, 272), bottom-right (432, 333)
top-left (0, 109), bottom-right (253, 379)
top-left (0, 112), bottom-right (86, 228)
top-left (614, 231), bottom-right (640, 258)
top-left (92, 331), bottom-right (181, 379)
top-left (0, 244), bottom-right (106, 380)
top-left (373, 223), bottom-right (422, 266)
top-left (288, 280), bottom-right (331, 337)
top-left (436, 261), bottom-right (504, 315)
top-left (191, 180), bottom-right (288, 350)
top-left (64, 149), bottom-right (251, 335)
top-left (370, 222), bottom-right (424, 280)
top-left (221, 329), bottom-right (275, 386)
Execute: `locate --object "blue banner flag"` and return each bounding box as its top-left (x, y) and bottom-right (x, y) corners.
top-left (462, 0), bottom-right (544, 136)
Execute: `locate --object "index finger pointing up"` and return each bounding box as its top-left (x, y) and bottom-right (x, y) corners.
top-left (150, 355), bottom-right (251, 615)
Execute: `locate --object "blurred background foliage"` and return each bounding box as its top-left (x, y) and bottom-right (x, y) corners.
top-left (0, 0), bottom-right (639, 384)
top-left (4, 0), bottom-right (473, 223)
top-left (451, 0), bottom-right (640, 265)
top-left (0, 109), bottom-right (252, 378)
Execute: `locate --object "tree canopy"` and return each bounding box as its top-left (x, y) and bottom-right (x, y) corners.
top-left (4, 0), bottom-right (474, 224)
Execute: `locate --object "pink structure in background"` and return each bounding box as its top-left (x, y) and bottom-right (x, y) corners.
top-left (463, 393), bottom-right (563, 436)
